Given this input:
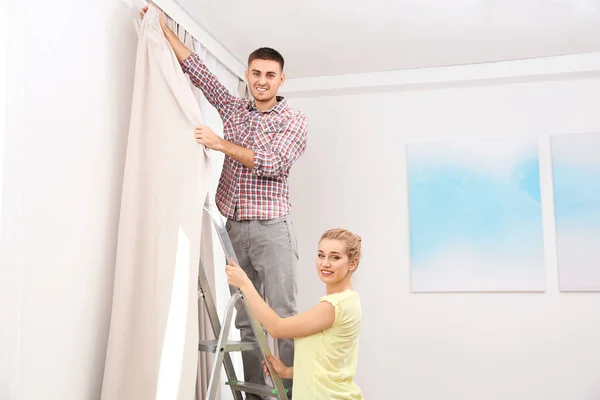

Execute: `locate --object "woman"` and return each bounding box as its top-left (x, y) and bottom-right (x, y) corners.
top-left (226, 228), bottom-right (363, 399)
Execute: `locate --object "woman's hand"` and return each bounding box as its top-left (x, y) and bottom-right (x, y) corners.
top-left (225, 258), bottom-right (251, 289)
top-left (262, 355), bottom-right (293, 379)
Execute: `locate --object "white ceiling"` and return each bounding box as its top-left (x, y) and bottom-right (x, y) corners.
top-left (177, 0), bottom-right (600, 78)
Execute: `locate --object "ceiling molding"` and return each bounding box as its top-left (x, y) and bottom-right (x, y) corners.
top-left (280, 52), bottom-right (600, 97)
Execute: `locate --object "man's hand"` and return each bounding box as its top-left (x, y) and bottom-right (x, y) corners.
top-left (139, 5), bottom-right (173, 38)
top-left (194, 125), bottom-right (222, 151)
top-left (194, 126), bottom-right (255, 168)
top-left (139, 5), bottom-right (148, 18)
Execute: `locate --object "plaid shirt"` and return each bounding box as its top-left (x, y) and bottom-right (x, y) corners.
top-left (181, 53), bottom-right (308, 221)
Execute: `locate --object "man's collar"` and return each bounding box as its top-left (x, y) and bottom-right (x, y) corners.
top-left (250, 96), bottom-right (287, 114)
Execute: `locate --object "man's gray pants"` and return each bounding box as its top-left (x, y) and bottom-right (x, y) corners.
top-left (225, 213), bottom-right (298, 399)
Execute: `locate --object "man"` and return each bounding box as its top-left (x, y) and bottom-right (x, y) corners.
top-left (141, 6), bottom-right (307, 399)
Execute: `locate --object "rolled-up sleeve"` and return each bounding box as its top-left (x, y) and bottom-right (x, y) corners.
top-left (253, 113), bottom-right (308, 178)
top-left (180, 53), bottom-right (239, 122)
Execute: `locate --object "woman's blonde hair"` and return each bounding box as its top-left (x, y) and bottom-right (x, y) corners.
top-left (320, 228), bottom-right (362, 267)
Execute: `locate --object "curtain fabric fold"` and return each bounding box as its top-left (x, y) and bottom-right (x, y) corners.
top-left (101, 7), bottom-right (216, 399)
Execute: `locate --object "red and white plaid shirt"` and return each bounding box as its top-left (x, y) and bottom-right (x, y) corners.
top-left (181, 53), bottom-right (308, 221)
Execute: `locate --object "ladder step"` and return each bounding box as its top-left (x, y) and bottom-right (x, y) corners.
top-left (226, 380), bottom-right (288, 398)
top-left (198, 339), bottom-right (259, 353)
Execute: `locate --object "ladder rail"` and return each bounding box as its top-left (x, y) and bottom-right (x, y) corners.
top-left (204, 204), bottom-right (288, 400)
top-left (206, 291), bottom-right (241, 399)
top-left (197, 256), bottom-right (243, 400)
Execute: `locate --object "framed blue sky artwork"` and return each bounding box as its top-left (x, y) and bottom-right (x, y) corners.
top-left (406, 136), bottom-right (545, 292)
top-left (551, 132), bottom-right (600, 292)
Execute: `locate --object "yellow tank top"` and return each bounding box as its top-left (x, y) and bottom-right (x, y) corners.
top-left (292, 290), bottom-right (363, 399)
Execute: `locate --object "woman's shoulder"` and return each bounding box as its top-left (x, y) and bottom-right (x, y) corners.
top-left (319, 290), bottom-right (361, 326)
top-left (320, 289), bottom-right (360, 306)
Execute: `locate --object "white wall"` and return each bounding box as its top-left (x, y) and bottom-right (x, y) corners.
top-left (286, 75), bottom-right (600, 399)
top-left (0, 0), bottom-right (6, 231)
top-left (0, 0), bottom-right (138, 398)
top-left (0, 0), bottom-right (9, 398)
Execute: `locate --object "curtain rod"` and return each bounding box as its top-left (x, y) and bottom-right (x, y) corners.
top-left (150, 0), bottom-right (247, 81)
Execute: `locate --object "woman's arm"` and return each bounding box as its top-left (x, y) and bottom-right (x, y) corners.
top-left (226, 260), bottom-right (335, 339)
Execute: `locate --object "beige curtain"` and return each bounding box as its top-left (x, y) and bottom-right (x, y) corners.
top-left (161, 14), bottom-right (220, 400)
top-left (101, 6), bottom-right (217, 400)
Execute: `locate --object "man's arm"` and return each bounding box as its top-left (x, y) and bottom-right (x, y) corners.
top-left (159, 13), bottom-right (240, 122)
top-left (193, 125), bottom-right (254, 167)
top-left (216, 140), bottom-right (255, 169)
top-left (194, 114), bottom-right (308, 173)
top-left (252, 114), bottom-right (308, 178)
top-left (160, 20), bottom-right (191, 63)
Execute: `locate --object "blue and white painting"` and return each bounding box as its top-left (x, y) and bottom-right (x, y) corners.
top-left (551, 132), bottom-right (600, 292)
top-left (406, 137), bottom-right (545, 292)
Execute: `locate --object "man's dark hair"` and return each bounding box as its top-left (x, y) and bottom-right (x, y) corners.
top-left (248, 47), bottom-right (285, 71)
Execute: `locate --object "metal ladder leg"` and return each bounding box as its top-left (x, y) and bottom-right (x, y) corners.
top-left (197, 203), bottom-right (288, 400)
top-left (197, 255), bottom-right (244, 400)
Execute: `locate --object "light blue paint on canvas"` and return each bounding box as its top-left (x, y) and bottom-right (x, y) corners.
top-left (551, 132), bottom-right (600, 291)
top-left (408, 157), bottom-right (542, 262)
top-left (406, 137), bottom-right (545, 292)
top-left (552, 165), bottom-right (600, 226)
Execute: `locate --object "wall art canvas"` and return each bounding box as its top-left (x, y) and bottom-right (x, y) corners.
top-left (406, 136), bottom-right (545, 292)
top-left (551, 132), bottom-right (600, 291)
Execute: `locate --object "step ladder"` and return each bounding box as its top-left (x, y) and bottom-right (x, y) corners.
top-left (197, 203), bottom-right (289, 400)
